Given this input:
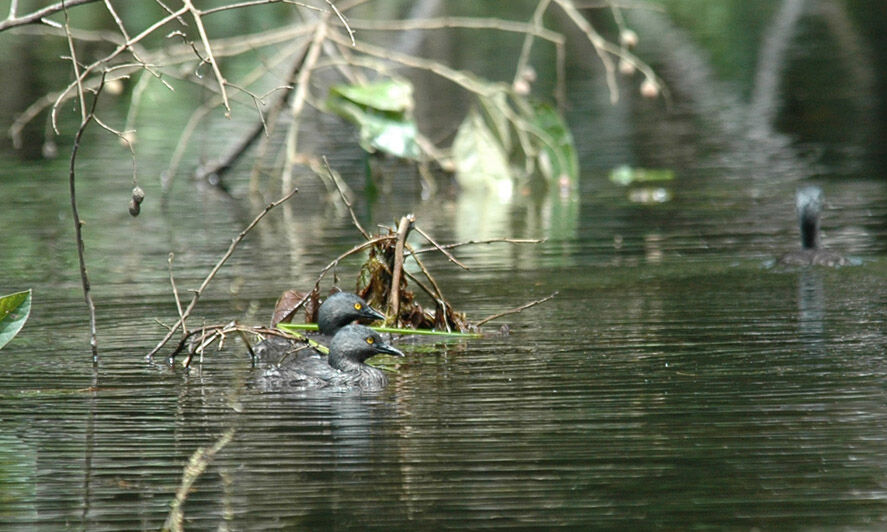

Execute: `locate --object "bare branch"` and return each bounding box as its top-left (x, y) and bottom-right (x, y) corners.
top-left (281, 14), bottom-right (328, 193)
top-left (164, 428), bottom-right (235, 532)
top-left (413, 225), bottom-right (468, 270)
top-left (61, 3), bottom-right (87, 124)
top-left (554, 0), bottom-right (618, 103)
top-left (182, 0), bottom-right (231, 115)
top-left (312, 235), bottom-right (396, 290)
top-left (202, 0), bottom-right (320, 16)
top-left (67, 76), bottom-right (105, 363)
top-left (475, 292), bottom-right (558, 327)
top-left (146, 187), bottom-right (299, 360)
top-left (409, 238), bottom-right (543, 255)
top-left (345, 16), bottom-right (563, 45)
top-left (323, 155), bottom-right (369, 240)
top-left (325, 0), bottom-right (355, 46)
top-left (0, 0), bottom-right (99, 32)
top-left (168, 253), bottom-right (187, 336)
top-left (387, 214), bottom-right (415, 323)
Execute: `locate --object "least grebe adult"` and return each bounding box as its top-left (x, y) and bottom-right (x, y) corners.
top-left (778, 186), bottom-right (848, 267)
top-left (253, 292), bottom-right (385, 363)
top-left (262, 324), bottom-right (405, 390)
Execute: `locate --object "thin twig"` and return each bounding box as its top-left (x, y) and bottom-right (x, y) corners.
top-left (475, 292), bottom-right (558, 327)
top-left (412, 225), bottom-right (468, 270)
top-left (69, 108), bottom-right (100, 363)
top-left (0, 0), bottom-right (99, 32)
top-left (62, 2), bottom-right (87, 124)
top-left (202, 0), bottom-right (320, 16)
top-left (409, 238), bottom-right (543, 255)
top-left (554, 0), bottom-right (618, 103)
top-left (183, 0), bottom-right (231, 115)
top-left (404, 242), bottom-right (446, 303)
top-left (311, 235), bottom-right (396, 292)
top-left (324, 0), bottom-right (354, 46)
top-left (64, 9), bottom-right (103, 363)
top-left (343, 16), bottom-right (564, 45)
top-left (147, 187), bottom-right (299, 360)
top-left (51, 4), bottom-right (191, 133)
top-left (281, 13), bottom-right (328, 194)
top-left (403, 242), bottom-right (450, 332)
top-left (403, 270), bottom-right (439, 308)
top-left (168, 253), bottom-right (187, 336)
top-left (168, 324), bottom-right (290, 362)
top-left (323, 155), bottom-right (369, 240)
top-left (514, 0), bottom-right (553, 88)
top-left (164, 429), bottom-right (235, 532)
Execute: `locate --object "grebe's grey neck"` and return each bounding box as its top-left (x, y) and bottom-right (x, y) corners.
top-left (796, 186), bottom-right (823, 250)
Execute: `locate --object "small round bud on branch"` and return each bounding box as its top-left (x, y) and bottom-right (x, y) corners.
top-left (132, 186), bottom-right (145, 205)
top-left (640, 78), bottom-right (659, 99)
top-left (619, 59), bottom-right (636, 76)
top-left (620, 29), bottom-right (638, 48)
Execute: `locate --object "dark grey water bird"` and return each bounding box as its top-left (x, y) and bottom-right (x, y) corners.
top-left (778, 186), bottom-right (848, 267)
top-left (261, 324), bottom-right (404, 390)
top-left (253, 292), bottom-right (385, 363)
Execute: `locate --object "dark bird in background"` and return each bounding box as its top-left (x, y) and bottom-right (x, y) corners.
top-left (778, 186), bottom-right (849, 267)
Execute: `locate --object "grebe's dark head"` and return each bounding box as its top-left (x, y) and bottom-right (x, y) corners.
top-left (328, 324), bottom-right (404, 369)
top-left (317, 292), bottom-right (385, 336)
top-left (796, 186), bottom-right (823, 250)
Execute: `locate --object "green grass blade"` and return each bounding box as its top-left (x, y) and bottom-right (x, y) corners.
top-left (277, 322), bottom-right (480, 338)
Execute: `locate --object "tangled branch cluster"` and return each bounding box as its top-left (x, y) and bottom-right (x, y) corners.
top-left (5, 0), bottom-right (662, 192)
top-left (2, 0), bottom-right (660, 358)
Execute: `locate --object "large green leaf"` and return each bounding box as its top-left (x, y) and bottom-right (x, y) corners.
top-left (329, 79), bottom-right (413, 113)
top-left (452, 108), bottom-right (513, 200)
top-left (531, 102), bottom-right (579, 186)
top-left (327, 79), bottom-right (421, 160)
top-left (0, 289), bottom-right (31, 350)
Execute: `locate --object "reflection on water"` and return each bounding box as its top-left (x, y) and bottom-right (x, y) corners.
top-left (797, 269), bottom-right (825, 341)
top-left (2, 2), bottom-right (887, 530)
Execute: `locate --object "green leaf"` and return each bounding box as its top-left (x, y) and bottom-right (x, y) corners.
top-left (609, 165), bottom-right (675, 186)
top-left (0, 289), bottom-right (31, 350)
top-left (327, 79), bottom-right (421, 160)
top-left (329, 79), bottom-right (414, 113)
top-left (452, 108), bottom-right (513, 200)
top-left (478, 92), bottom-right (513, 153)
top-left (531, 102), bottom-right (579, 186)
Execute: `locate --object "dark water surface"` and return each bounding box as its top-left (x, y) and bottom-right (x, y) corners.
top-left (3, 3), bottom-right (887, 530)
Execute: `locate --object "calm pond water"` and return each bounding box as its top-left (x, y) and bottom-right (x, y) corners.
top-left (2, 2), bottom-right (887, 530)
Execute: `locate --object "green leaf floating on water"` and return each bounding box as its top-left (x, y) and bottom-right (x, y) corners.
top-left (327, 79), bottom-right (421, 160)
top-left (453, 107), bottom-right (513, 200)
top-left (0, 289), bottom-right (31, 350)
top-left (609, 165), bottom-right (675, 186)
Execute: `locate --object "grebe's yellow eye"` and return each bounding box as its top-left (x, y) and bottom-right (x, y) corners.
top-left (354, 303), bottom-right (362, 310)
top-left (365, 336), bottom-right (374, 345)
